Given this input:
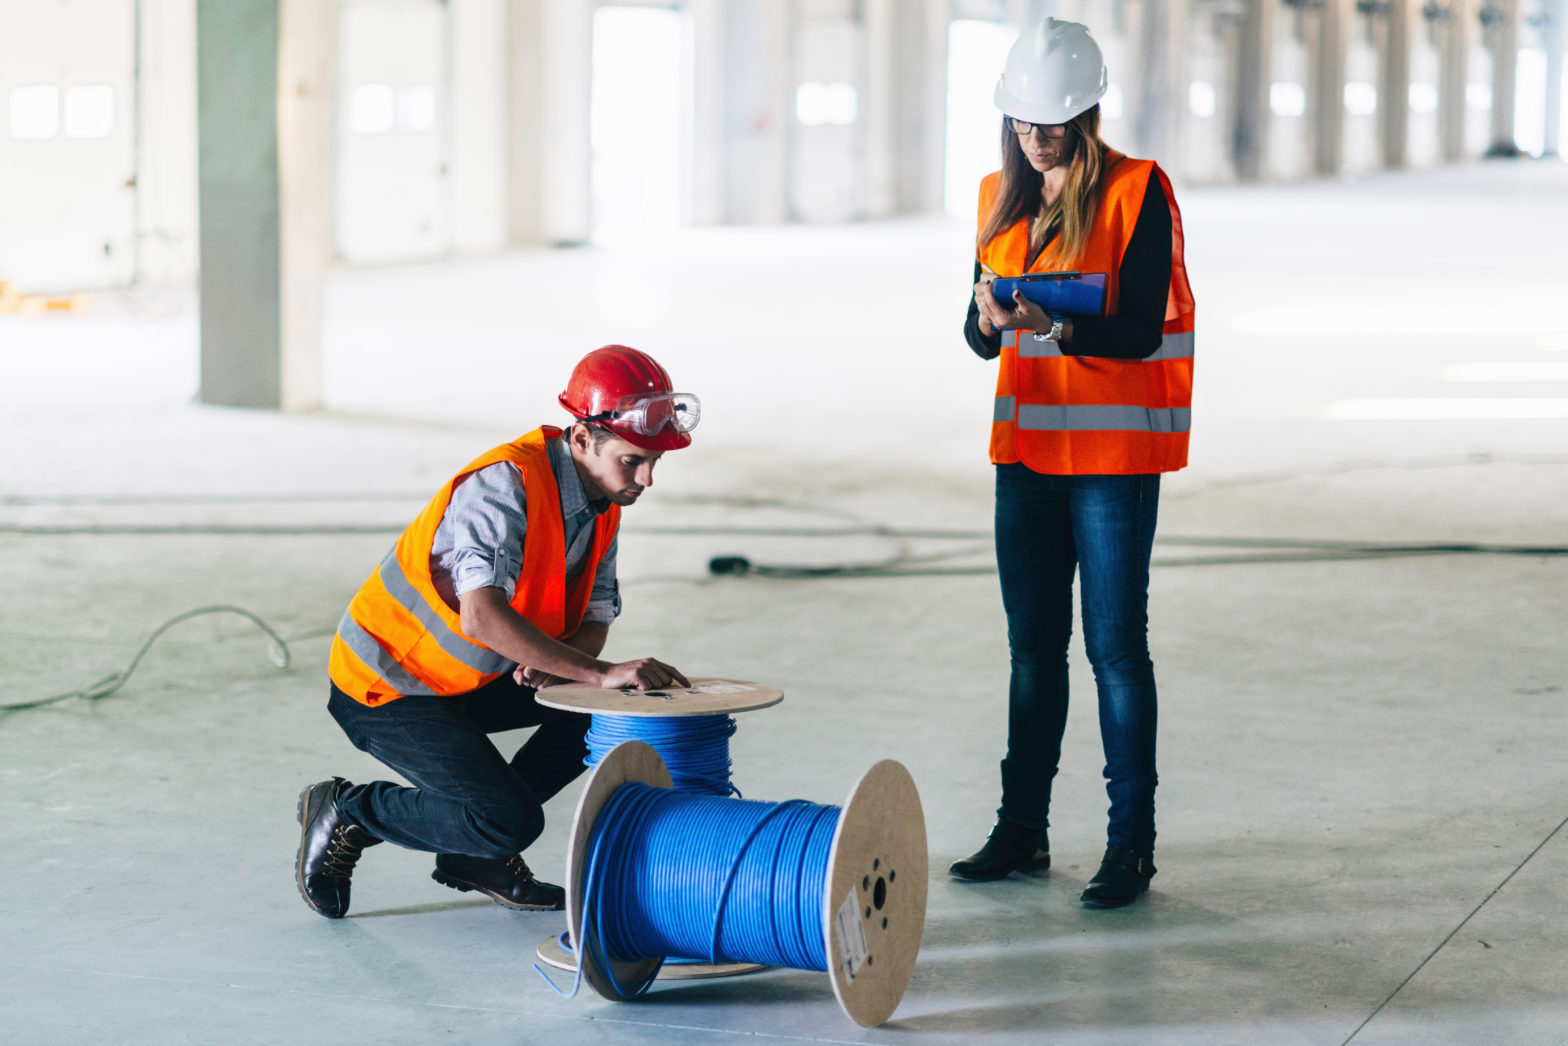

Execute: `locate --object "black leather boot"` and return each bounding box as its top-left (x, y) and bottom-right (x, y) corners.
top-left (296, 777), bottom-right (380, 919)
top-left (432, 853), bottom-right (565, 911)
top-left (948, 819), bottom-right (1050, 881)
top-left (1080, 846), bottom-right (1156, 908)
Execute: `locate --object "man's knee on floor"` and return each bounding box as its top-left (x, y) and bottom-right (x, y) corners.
top-left (462, 801), bottom-right (545, 856)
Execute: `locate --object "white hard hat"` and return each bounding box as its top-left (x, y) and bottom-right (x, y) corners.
top-left (993, 19), bottom-right (1109, 125)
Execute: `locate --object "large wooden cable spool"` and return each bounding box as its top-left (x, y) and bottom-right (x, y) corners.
top-left (534, 677), bottom-right (782, 980)
top-left (560, 740), bottom-right (927, 1028)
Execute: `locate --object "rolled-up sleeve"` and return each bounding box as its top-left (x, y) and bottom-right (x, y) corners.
top-left (582, 534), bottom-right (621, 626)
top-left (438, 463), bottom-right (529, 603)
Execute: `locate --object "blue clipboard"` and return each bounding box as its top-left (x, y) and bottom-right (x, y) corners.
top-left (989, 271), bottom-right (1107, 315)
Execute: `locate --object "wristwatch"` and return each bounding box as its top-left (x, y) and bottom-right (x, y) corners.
top-left (1032, 313), bottom-right (1064, 343)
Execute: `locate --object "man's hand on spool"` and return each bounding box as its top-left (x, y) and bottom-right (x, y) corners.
top-left (514, 664), bottom-right (570, 689)
top-left (600, 658), bottom-right (690, 691)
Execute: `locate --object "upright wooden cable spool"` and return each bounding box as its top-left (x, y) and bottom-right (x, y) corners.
top-left (533, 677), bottom-right (784, 979)
top-left (560, 740), bottom-right (928, 1028)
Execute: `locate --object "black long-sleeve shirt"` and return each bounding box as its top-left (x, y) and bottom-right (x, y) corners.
top-left (963, 172), bottom-right (1172, 361)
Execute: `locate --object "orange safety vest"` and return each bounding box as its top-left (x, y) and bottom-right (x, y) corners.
top-left (977, 149), bottom-right (1196, 475)
top-left (328, 426), bottom-right (620, 706)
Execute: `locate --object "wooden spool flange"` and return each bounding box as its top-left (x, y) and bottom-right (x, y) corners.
top-left (534, 676), bottom-right (783, 718)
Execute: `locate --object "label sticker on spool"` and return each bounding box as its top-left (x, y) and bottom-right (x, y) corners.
top-left (689, 683), bottom-right (758, 695)
top-left (833, 891), bottom-right (869, 981)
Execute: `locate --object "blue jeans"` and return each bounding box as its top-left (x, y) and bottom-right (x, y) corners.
top-left (994, 465), bottom-right (1161, 853)
top-left (328, 677), bottom-right (590, 859)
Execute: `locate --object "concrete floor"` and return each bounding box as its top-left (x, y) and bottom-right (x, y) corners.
top-left (2, 160), bottom-right (1566, 1044)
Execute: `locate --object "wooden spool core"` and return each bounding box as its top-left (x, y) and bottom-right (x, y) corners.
top-left (543, 678), bottom-right (782, 982)
top-left (534, 934), bottom-right (763, 980)
top-left (535, 677), bottom-right (783, 718)
top-left (565, 741), bottom-right (927, 1027)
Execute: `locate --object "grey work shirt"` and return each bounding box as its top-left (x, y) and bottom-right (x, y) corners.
top-left (429, 435), bottom-right (620, 629)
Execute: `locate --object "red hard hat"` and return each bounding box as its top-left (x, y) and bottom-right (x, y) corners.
top-left (559, 345), bottom-right (695, 451)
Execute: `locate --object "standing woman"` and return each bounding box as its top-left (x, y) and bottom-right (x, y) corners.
top-left (948, 19), bottom-right (1195, 908)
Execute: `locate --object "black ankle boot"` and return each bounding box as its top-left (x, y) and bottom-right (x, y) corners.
top-left (948, 819), bottom-right (1050, 881)
top-left (1080, 845), bottom-right (1155, 908)
top-left (296, 777), bottom-right (380, 919)
top-left (432, 853), bottom-right (565, 911)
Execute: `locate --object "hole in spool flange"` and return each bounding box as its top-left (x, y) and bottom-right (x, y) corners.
top-left (873, 876), bottom-right (887, 910)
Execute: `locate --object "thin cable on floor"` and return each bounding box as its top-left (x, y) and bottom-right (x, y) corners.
top-left (0, 606), bottom-right (303, 714)
top-left (704, 538), bottom-right (1568, 580)
top-left (1339, 808), bottom-right (1568, 1045)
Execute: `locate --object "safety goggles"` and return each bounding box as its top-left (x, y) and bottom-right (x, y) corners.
top-left (593, 392), bottom-right (701, 437)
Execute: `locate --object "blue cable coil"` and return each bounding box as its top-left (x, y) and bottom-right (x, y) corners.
top-left (584, 714), bottom-right (741, 796)
top-left (547, 783), bottom-right (842, 1000)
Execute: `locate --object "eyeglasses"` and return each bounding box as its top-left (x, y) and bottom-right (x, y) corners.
top-left (1009, 118), bottom-right (1069, 139)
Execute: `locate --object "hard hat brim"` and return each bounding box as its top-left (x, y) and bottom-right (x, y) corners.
top-left (994, 79), bottom-right (1104, 126)
top-left (617, 425), bottom-right (691, 452)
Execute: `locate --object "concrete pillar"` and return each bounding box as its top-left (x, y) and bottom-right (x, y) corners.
top-left (1133, 0), bottom-right (1187, 172)
top-left (863, 0), bottom-right (899, 219)
top-left (1441, 0), bottom-right (1475, 160)
top-left (506, 0), bottom-right (593, 245)
top-left (1233, 0), bottom-right (1274, 181)
top-left (1544, 0), bottom-right (1566, 157)
top-left (1486, 0), bottom-right (1520, 154)
top-left (686, 0), bottom-right (727, 225)
top-left (897, 0), bottom-right (948, 216)
top-left (1314, 0), bottom-right (1350, 175)
top-left (1382, 0), bottom-right (1413, 168)
top-left (195, 0), bottom-right (332, 411)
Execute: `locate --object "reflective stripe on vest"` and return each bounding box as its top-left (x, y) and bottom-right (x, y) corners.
top-left (1002, 401), bottom-right (1193, 433)
top-left (1008, 328), bottom-right (1195, 361)
top-left (375, 551), bottom-right (513, 676)
top-left (334, 610), bottom-right (436, 697)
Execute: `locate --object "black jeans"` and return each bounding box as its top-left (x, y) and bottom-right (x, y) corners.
top-left (328, 676), bottom-right (590, 859)
top-left (994, 465), bottom-right (1161, 853)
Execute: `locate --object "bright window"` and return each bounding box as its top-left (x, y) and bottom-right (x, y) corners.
top-left (1516, 47), bottom-right (1546, 156)
top-left (1466, 82), bottom-right (1492, 111)
top-left (396, 84), bottom-right (435, 133)
top-left (943, 18), bottom-right (1017, 216)
top-left (64, 84), bottom-right (115, 139)
top-left (350, 83), bottom-right (395, 134)
top-left (1344, 82), bottom-right (1378, 116)
top-left (1101, 82), bottom-right (1124, 121)
top-left (1188, 81), bottom-right (1217, 118)
top-left (9, 85), bottom-right (60, 140)
top-left (796, 81), bottom-right (858, 126)
top-left (1408, 82), bottom-right (1438, 114)
top-left (1270, 81), bottom-right (1307, 118)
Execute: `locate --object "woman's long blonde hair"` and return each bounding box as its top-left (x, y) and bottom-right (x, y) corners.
top-left (977, 105), bottom-right (1107, 268)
